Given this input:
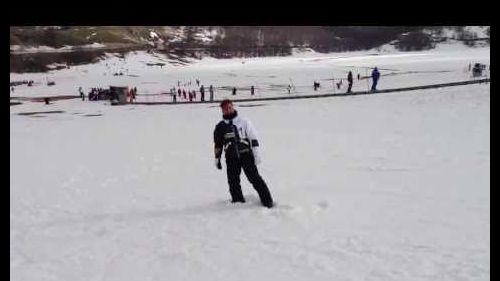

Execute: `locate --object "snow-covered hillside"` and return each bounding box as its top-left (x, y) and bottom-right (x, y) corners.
top-left (10, 43), bottom-right (490, 102)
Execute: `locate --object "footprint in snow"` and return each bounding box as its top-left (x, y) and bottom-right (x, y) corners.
top-left (316, 201), bottom-right (329, 209)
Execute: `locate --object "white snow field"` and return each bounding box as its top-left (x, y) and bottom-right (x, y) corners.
top-left (10, 44), bottom-right (489, 102)
top-left (11, 45), bottom-right (489, 281)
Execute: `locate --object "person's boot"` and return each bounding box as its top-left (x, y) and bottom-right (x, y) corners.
top-left (262, 201), bottom-right (274, 208)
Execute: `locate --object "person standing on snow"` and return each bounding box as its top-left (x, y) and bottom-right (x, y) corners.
top-left (347, 71), bottom-right (353, 93)
top-left (78, 87), bottom-right (85, 100)
top-left (336, 79), bottom-right (342, 90)
top-left (371, 67), bottom-right (380, 91)
top-left (313, 81), bottom-right (320, 91)
top-left (213, 99), bottom-right (274, 208)
top-left (131, 88), bottom-right (137, 103)
top-left (200, 85), bottom-right (205, 101)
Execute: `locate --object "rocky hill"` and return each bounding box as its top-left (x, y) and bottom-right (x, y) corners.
top-left (10, 26), bottom-right (490, 73)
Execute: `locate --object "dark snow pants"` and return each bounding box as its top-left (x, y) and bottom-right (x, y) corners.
top-left (371, 79), bottom-right (378, 91)
top-left (226, 152), bottom-right (274, 208)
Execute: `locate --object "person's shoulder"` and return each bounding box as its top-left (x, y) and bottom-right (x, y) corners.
top-left (238, 115), bottom-right (253, 125)
top-left (215, 120), bottom-right (225, 129)
top-left (234, 113), bottom-right (247, 121)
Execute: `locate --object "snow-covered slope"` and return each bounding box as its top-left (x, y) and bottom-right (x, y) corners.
top-left (11, 44), bottom-right (490, 281)
top-left (10, 44), bottom-right (490, 102)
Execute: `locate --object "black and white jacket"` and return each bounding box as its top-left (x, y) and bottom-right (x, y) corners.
top-left (214, 111), bottom-right (261, 163)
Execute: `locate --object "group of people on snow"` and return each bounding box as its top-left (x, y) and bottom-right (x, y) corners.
top-left (173, 67), bottom-right (381, 103)
top-left (77, 67), bottom-right (382, 105)
top-left (171, 83), bottom-right (215, 103)
top-left (171, 78), bottom-right (265, 103)
top-left (81, 86), bottom-right (137, 103)
top-left (326, 67), bottom-right (380, 94)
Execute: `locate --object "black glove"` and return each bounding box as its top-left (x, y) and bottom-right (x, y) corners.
top-left (215, 158), bottom-right (222, 170)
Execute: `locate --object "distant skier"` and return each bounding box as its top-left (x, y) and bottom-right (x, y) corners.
top-left (336, 79), bottom-right (342, 90)
top-left (200, 85), bottom-right (205, 101)
top-left (371, 67), bottom-right (380, 92)
top-left (287, 84), bottom-right (291, 94)
top-left (213, 99), bottom-right (274, 208)
top-left (347, 71), bottom-right (353, 93)
top-left (178, 88), bottom-right (182, 97)
top-left (232, 87), bottom-right (237, 96)
top-left (357, 73), bottom-right (360, 80)
top-left (472, 63), bottom-right (483, 77)
top-left (313, 81), bottom-right (320, 91)
top-left (79, 86), bottom-right (85, 101)
top-left (131, 87), bottom-right (137, 102)
top-left (196, 79), bottom-right (200, 86)
top-left (251, 85), bottom-right (255, 96)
